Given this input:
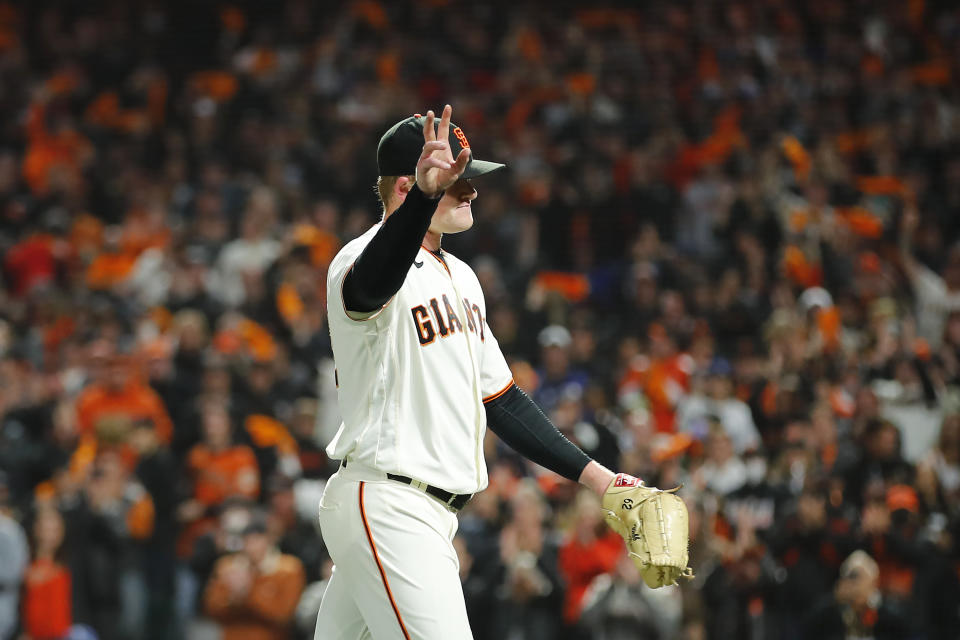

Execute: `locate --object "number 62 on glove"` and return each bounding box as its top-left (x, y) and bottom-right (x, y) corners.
top-left (602, 473), bottom-right (694, 589)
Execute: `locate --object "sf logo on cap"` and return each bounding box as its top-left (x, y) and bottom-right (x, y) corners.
top-left (452, 127), bottom-right (470, 148)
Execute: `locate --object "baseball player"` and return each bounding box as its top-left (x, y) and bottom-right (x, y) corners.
top-left (315, 105), bottom-right (689, 639)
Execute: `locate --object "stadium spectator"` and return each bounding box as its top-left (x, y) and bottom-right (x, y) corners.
top-left (768, 486), bottom-right (848, 638)
top-left (692, 425), bottom-right (748, 496)
top-left (0, 472), bottom-right (28, 640)
top-left (178, 401), bottom-right (260, 558)
top-left (64, 450), bottom-right (155, 640)
top-left (534, 325), bottom-right (589, 414)
top-left (579, 554), bottom-right (680, 640)
top-left (203, 513), bottom-right (305, 640)
top-left (802, 550), bottom-right (911, 640)
top-left (74, 349), bottom-right (173, 446)
top-left (490, 481), bottom-right (564, 640)
top-left (558, 489), bottom-right (624, 631)
top-left (677, 358), bottom-right (761, 454)
top-left (21, 508), bottom-right (71, 640)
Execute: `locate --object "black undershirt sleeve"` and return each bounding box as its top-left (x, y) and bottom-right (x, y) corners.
top-left (484, 384), bottom-right (592, 482)
top-left (343, 184), bottom-right (440, 313)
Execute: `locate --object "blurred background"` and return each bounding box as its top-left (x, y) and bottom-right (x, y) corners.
top-left (1, 1), bottom-right (960, 639)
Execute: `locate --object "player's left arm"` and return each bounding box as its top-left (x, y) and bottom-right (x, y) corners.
top-left (477, 317), bottom-right (611, 490)
top-left (483, 385), bottom-right (612, 489)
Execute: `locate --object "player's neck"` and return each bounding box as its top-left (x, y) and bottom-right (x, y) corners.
top-left (422, 229), bottom-right (442, 252)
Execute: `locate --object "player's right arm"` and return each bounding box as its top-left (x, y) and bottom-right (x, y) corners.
top-left (342, 185), bottom-right (440, 313)
top-left (343, 106), bottom-right (470, 314)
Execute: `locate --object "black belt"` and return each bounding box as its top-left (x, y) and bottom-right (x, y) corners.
top-left (342, 459), bottom-right (472, 512)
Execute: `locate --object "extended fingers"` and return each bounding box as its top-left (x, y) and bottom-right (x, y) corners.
top-left (437, 104), bottom-right (452, 142)
top-left (423, 110), bottom-right (436, 142)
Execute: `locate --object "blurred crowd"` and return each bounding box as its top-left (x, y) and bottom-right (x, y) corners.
top-left (2, 1), bottom-right (960, 639)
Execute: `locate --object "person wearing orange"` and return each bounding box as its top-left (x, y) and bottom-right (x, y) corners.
top-left (178, 402), bottom-right (260, 557)
top-left (21, 508), bottom-right (72, 640)
top-left (186, 403), bottom-right (260, 506)
top-left (75, 350), bottom-right (173, 445)
top-left (204, 514), bottom-right (305, 640)
top-left (618, 324), bottom-right (693, 433)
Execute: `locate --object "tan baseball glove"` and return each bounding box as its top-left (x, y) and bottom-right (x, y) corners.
top-left (602, 473), bottom-right (693, 588)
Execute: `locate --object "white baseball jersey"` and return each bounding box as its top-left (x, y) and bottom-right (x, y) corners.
top-left (325, 224), bottom-right (513, 495)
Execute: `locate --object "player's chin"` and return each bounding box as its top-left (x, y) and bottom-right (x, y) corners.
top-left (446, 207), bottom-right (474, 233)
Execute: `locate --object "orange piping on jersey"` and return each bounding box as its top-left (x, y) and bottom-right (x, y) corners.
top-left (483, 379), bottom-right (515, 404)
top-left (420, 245), bottom-right (451, 276)
top-left (340, 261), bottom-right (394, 322)
top-left (359, 482), bottom-right (411, 640)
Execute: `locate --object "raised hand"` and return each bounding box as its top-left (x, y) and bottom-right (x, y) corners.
top-left (415, 104), bottom-right (471, 197)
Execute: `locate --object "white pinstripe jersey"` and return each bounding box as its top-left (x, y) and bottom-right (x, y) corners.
top-left (325, 224), bottom-right (514, 494)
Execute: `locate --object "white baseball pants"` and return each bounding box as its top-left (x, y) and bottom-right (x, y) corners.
top-left (314, 461), bottom-right (473, 639)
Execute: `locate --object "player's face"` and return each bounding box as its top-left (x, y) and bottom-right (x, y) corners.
top-left (428, 178), bottom-right (477, 235)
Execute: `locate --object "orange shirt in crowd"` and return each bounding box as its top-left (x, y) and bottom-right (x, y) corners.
top-left (22, 101), bottom-right (92, 196)
top-left (85, 251), bottom-right (138, 290)
top-left (187, 444), bottom-right (260, 506)
top-left (177, 443), bottom-right (260, 557)
top-left (75, 380), bottom-right (173, 444)
top-left (557, 529), bottom-right (624, 624)
top-left (204, 552), bottom-right (306, 640)
top-left (619, 352), bottom-right (693, 433)
top-left (22, 559), bottom-right (72, 640)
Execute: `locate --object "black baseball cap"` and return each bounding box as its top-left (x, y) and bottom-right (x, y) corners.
top-left (377, 114), bottom-right (505, 179)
